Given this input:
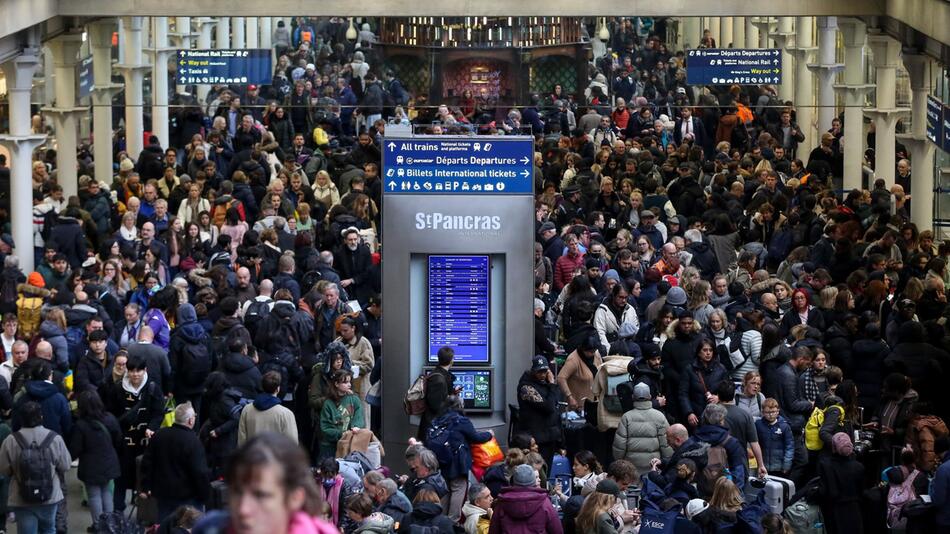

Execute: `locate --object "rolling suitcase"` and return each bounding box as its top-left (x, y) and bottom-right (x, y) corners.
top-left (210, 479), bottom-right (229, 510)
top-left (746, 475), bottom-right (795, 514)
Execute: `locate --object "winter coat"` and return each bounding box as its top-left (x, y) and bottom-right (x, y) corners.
top-left (516, 371), bottom-right (562, 446)
top-left (661, 323), bottom-right (702, 408)
top-left (220, 352), bottom-right (262, 399)
top-left (686, 241), bottom-right (720, 281)
top-left (906, 415), bottom-right (949, 472)
top-left (168, 304), bottom-right (211, 398)
top-left (70, 414), bottom-right (122, 484)
top-left (396, 502), bottom-right (456, 533)
top-left (779, 307), bottom-right (825, 338)
top-left (200, 387), bottom-right (242, 469)
top-left (557, 349), bottom-right (603, 406)
top-left (403, 471), bottom-right (449, 503)
top-left (848, 338), bottom-right (889, 415)
top-left (82, 189), bottom-right (113, 235)
top-left (592, 355), bottom-right (634, 431)
top-left (554, 252), bottom-right (586, 291)
top-left (764, 362), bottom-right (812, 433)
top-left (675, 424), bottom-right (747, 490)
top-left (755, 416), bottom-right (793, 473)
top-left (12, 380), bottom-right (72, 437)
top-left (678, 359), bottom-right (729, 422)
top-left (612, 399), bottom-right (673, 474)
top-left (354, 513), bottom-right (395, 534)
top-left (426, 411), bottom-right (493, 480)
top-left (141, 424), bottom-right (211, 502)
top-left (74, 350), bottom-right (110, 393)
top-left (318, 394), bottom-right (364, 458)
top-left (50, 215), bottom-right (87, 269)
top-left (379, 490), bottom-right (412, 525)
top-left (594, 302), bottom-right (640, 354)
top-left (462, 502), bottom-right (490, 534)
top-left (817, 455), bottom-right (864, 534)
top-left (38, 320), bottom-right (70, 371)
top-left (707, 232), bottom-right (741, 276)
top-left (0, 425), bottom-right (71, 506)
top-left (488, 486), bottom-right (564, 534)
top-left (237, 394), bottom-right (299, 445)
top-left (884, 341), bottom-right (947, 404)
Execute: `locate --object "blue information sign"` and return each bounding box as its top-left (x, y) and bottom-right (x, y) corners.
top-left (176, 49), bottom-right (273, 86)
top-left (77, 56), bottom-right (94, 99)
top-left (686, 48), bottom-right (782, 86)
top-left (943, 101), bottom-right (950, 154)
top-left (383, 137), bottom-right (533, 194)
top-left (926, 95), bottom-right (942, 147)
top-left (428, 255), bottom-right (490, 364)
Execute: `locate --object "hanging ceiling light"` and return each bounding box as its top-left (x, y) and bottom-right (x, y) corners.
top-left (598, 17), bottom-right (610, 41)
top-left (346, 18), bottom-right (358, 41)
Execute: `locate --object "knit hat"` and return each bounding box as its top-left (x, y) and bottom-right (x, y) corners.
top-left (595, 478), bottom-right (621, 497)
top-left (585, 257), bottom-right (602, 270)
top-left (686, 498), bottom-right (709, 520)
top-left (832, 432), bottom-right (854, 456)
top-left (603, 269), bottom-right (621, 284)
top-left (119, 158), bottom-right (134, 172)
top-left (27, 272), bottom-right (45, 288)
top-left (666, 286), bottom-right (688, 306)
top-left (633, 382), bottom-right (651, 401)
top-left (511, 464), bottom-right (537, 487)
top-left (538, 221), bottom-right (556, 234)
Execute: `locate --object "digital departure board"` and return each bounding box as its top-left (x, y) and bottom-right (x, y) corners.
top-left (454, 369), bottom-right (492, 411)
top-left (428, 255), bottom-right (491, 363)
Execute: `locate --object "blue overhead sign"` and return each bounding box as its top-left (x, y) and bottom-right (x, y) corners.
top-left (77, 56), bottom-right (93, 99)
top-left (927, 95), bottom-right (942, 146)
top-left (383, 137), bottom-right (534, 195)
top-left (175, 49), bottom-right (273, 86)
top-left (944, 101), bottom-right (950, 154)
top-left (686, 48), bottom-right (782, 86)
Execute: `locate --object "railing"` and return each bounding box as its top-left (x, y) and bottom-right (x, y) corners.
top-left (379, 17), bottom-right (582, 48)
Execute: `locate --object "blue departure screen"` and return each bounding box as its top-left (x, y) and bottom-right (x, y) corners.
top-left (428, 255), bottom-right (490, 363)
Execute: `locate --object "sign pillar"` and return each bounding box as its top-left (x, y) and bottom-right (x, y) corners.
top-left (88, 20), bottom-right (122, 188)
top-left (835, 18), bottom-right (874, 192)
top-left (897, 55), bottom-right (937, 230)
top-left (380, 134), bottom-right (535, 459)
top-left (117, 16), bottom-right (148, 160)
top-left (686, 48), bottom-right (782, 87)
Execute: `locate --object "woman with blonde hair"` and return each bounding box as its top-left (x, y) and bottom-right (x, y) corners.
top-left (817, 286), bottom-right (839, 327)
top-left (772, 280), bottom-right (793, 314)
top-left (707, 477), bottom-right (744, 527)
top-left (687, 280), bottom-right (715, 327)
top-left (627, 190), bottom-right (644, 228)
top-left (575, 479), bottom-right (621, 534)
top-left (311, 170), bottom-right (340, 210)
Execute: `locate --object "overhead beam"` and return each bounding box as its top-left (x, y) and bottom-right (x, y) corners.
top-left (56, 0), bottom-right (884, 17)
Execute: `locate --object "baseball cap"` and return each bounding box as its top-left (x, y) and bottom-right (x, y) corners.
top-left (248, 84), bottom-right (258, 91)
top-left (633, 382), bottom-right (651, 401)
top-left (686, 499), bottom-right (709, 520)
top-left (530, 355), bottom-right (550, 372)
top-left (538, 221), bottom-right (556, 234)
top-left (640, 209), bottom-right (655, 218)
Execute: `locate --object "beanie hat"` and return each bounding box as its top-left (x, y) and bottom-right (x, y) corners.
top-left (633, 382), bottom-right (651, 401)
top-left (119, 158), bottom-right (134, 172)
top-left (832, 432), bottom-right (854, 456)
top-left (511, 464), bottom-right (537, 487)
top-left (666, 286), bottom-right (688, 306)
top-left (595, 478), bottom-right (621, 497)
top-left (686, 498), bottom-right (709, 520)
top-left (27, 272), bottom-right (45, 288)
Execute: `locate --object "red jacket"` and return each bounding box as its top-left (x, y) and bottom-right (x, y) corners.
top-left (554, 252), bottom-right (585, 291)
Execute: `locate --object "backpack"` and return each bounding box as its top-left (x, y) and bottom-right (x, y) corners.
top-left (243, 299), bottom-right (272, 337)
top-left (12, 430), bottom-right (57, 503)
top-left (886, 468), bottom-right (920, 529)
top-left (782, 499), bottom-right (825, 534)
top-left (766, 228), bottom-right (794, 266)
top-left (404, 373), bottom-right (428, 415)
top-left (39, 209), bottom-right (58, 244)
top-left (179, 341), bottom-right (212, 388)
top-left (804, 405), bottom-right (844, 451)
top-left (603, 373), bottom-right (631, 414)
top-left (96, 511), bottom-right (145, 534)
top-left (229, 397), bottom-right (253, 419)
top-left (16, 295), bottom-right (43, 340)
top-left (699, 436), bottom-right (733, 497)
top-left (425, 417), bottom-right (462, 470)
top-left (65, 325), bottom-right (86, 367)
top-left (638, 500), bottom-right (680, 534)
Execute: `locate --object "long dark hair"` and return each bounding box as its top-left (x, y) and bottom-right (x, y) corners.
top-left (76, 390), bottom-right (106, 422)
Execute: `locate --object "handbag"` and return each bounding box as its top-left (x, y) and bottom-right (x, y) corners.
top-left (471, 437), bottom-right (504, 476)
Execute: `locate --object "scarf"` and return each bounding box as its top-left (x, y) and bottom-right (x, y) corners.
top-left (119, 225), bottom-right (137, 242)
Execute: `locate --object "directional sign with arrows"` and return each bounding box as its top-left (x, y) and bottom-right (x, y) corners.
top-left (383, 136), bottom-right (534, 195)
top-left (686, 49), bottom-right (782, 86)
top-left (176, 49), bottom-right (272, 86)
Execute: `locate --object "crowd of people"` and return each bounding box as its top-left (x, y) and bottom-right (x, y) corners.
top-left (0, 13), bottom-right (945, 534)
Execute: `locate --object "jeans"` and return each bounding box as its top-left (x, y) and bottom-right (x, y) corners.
top-left (13, 504), bottom-right (57, 534)
top-left (86, 483), bottom-right (114, 527)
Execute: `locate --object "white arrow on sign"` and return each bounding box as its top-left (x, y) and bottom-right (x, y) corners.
top-left (521, 170), bottom-right (530, 178)
top-left (387, 142), bottom-right (396, 150)
top-left (388, 181), bottom-right (396, 189)
top-left (521, 156), bottom-right (530, 164)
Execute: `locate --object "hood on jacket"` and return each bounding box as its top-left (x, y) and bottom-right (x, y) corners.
top-left (694, 424), bottom-right (731, 446)
top-left (320, 341), bottom-right (352, 376)
top-left (222, 352), bottom-right (257, 374)
top-left (408, 501), bottom-right (443, 520)
top-left (354, 513), bottom-right (395, 534)
top-left (16, 283), bottom-right (50, 299)
top-left (271, 300), bottom-right (297, 321)
top-left (65, 304), bottom-right (99, 326)
top-left (252, 393), bottom-right (282, 411)
top-left (176, 303), bottom-right (207, 342)
top-left (25, 380), bottom-right (59, 400)
top-left (496, 486), bottom-right (553, 519)
top-left (38, 320), bottom-right (65, 338)
top-left (212, 316), bottom-right (243, 336)
top-left (461, 502), bottom-right (488, 523)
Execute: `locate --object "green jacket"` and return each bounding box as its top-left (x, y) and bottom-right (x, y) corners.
top-left (319, 394), bottom-right (364, 457)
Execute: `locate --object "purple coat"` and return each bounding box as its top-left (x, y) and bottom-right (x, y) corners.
top-left (142, 308), bottom-right (171, 350)
top-left (488, 486), bottom-right (563, 534)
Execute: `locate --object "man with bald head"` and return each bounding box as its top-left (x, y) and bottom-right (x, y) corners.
top-left (11, 341), bottom-right (67, 396)
top-left (654, 242), bottom-right (683, 277)
top-left (234, 267), bottom-right (257, 304)
top-left (243, 279), bottom-right (274, 339)
top-left (759, 293), bottom-right (780, 320)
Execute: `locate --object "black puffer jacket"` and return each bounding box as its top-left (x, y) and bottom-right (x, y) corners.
top-left (516, 371), bottom-right (561, 446)
top-left (219, 352), bottom-right (262, 399)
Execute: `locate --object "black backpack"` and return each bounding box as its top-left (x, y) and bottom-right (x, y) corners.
top-left (0, 270), bottom-right (18, 307)
top-left (243, 299), bottom-right (271, 338)
top-left (13, 430), bottom-right (57, 503)
top-left (179, 341), bottom-right (212, 388)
